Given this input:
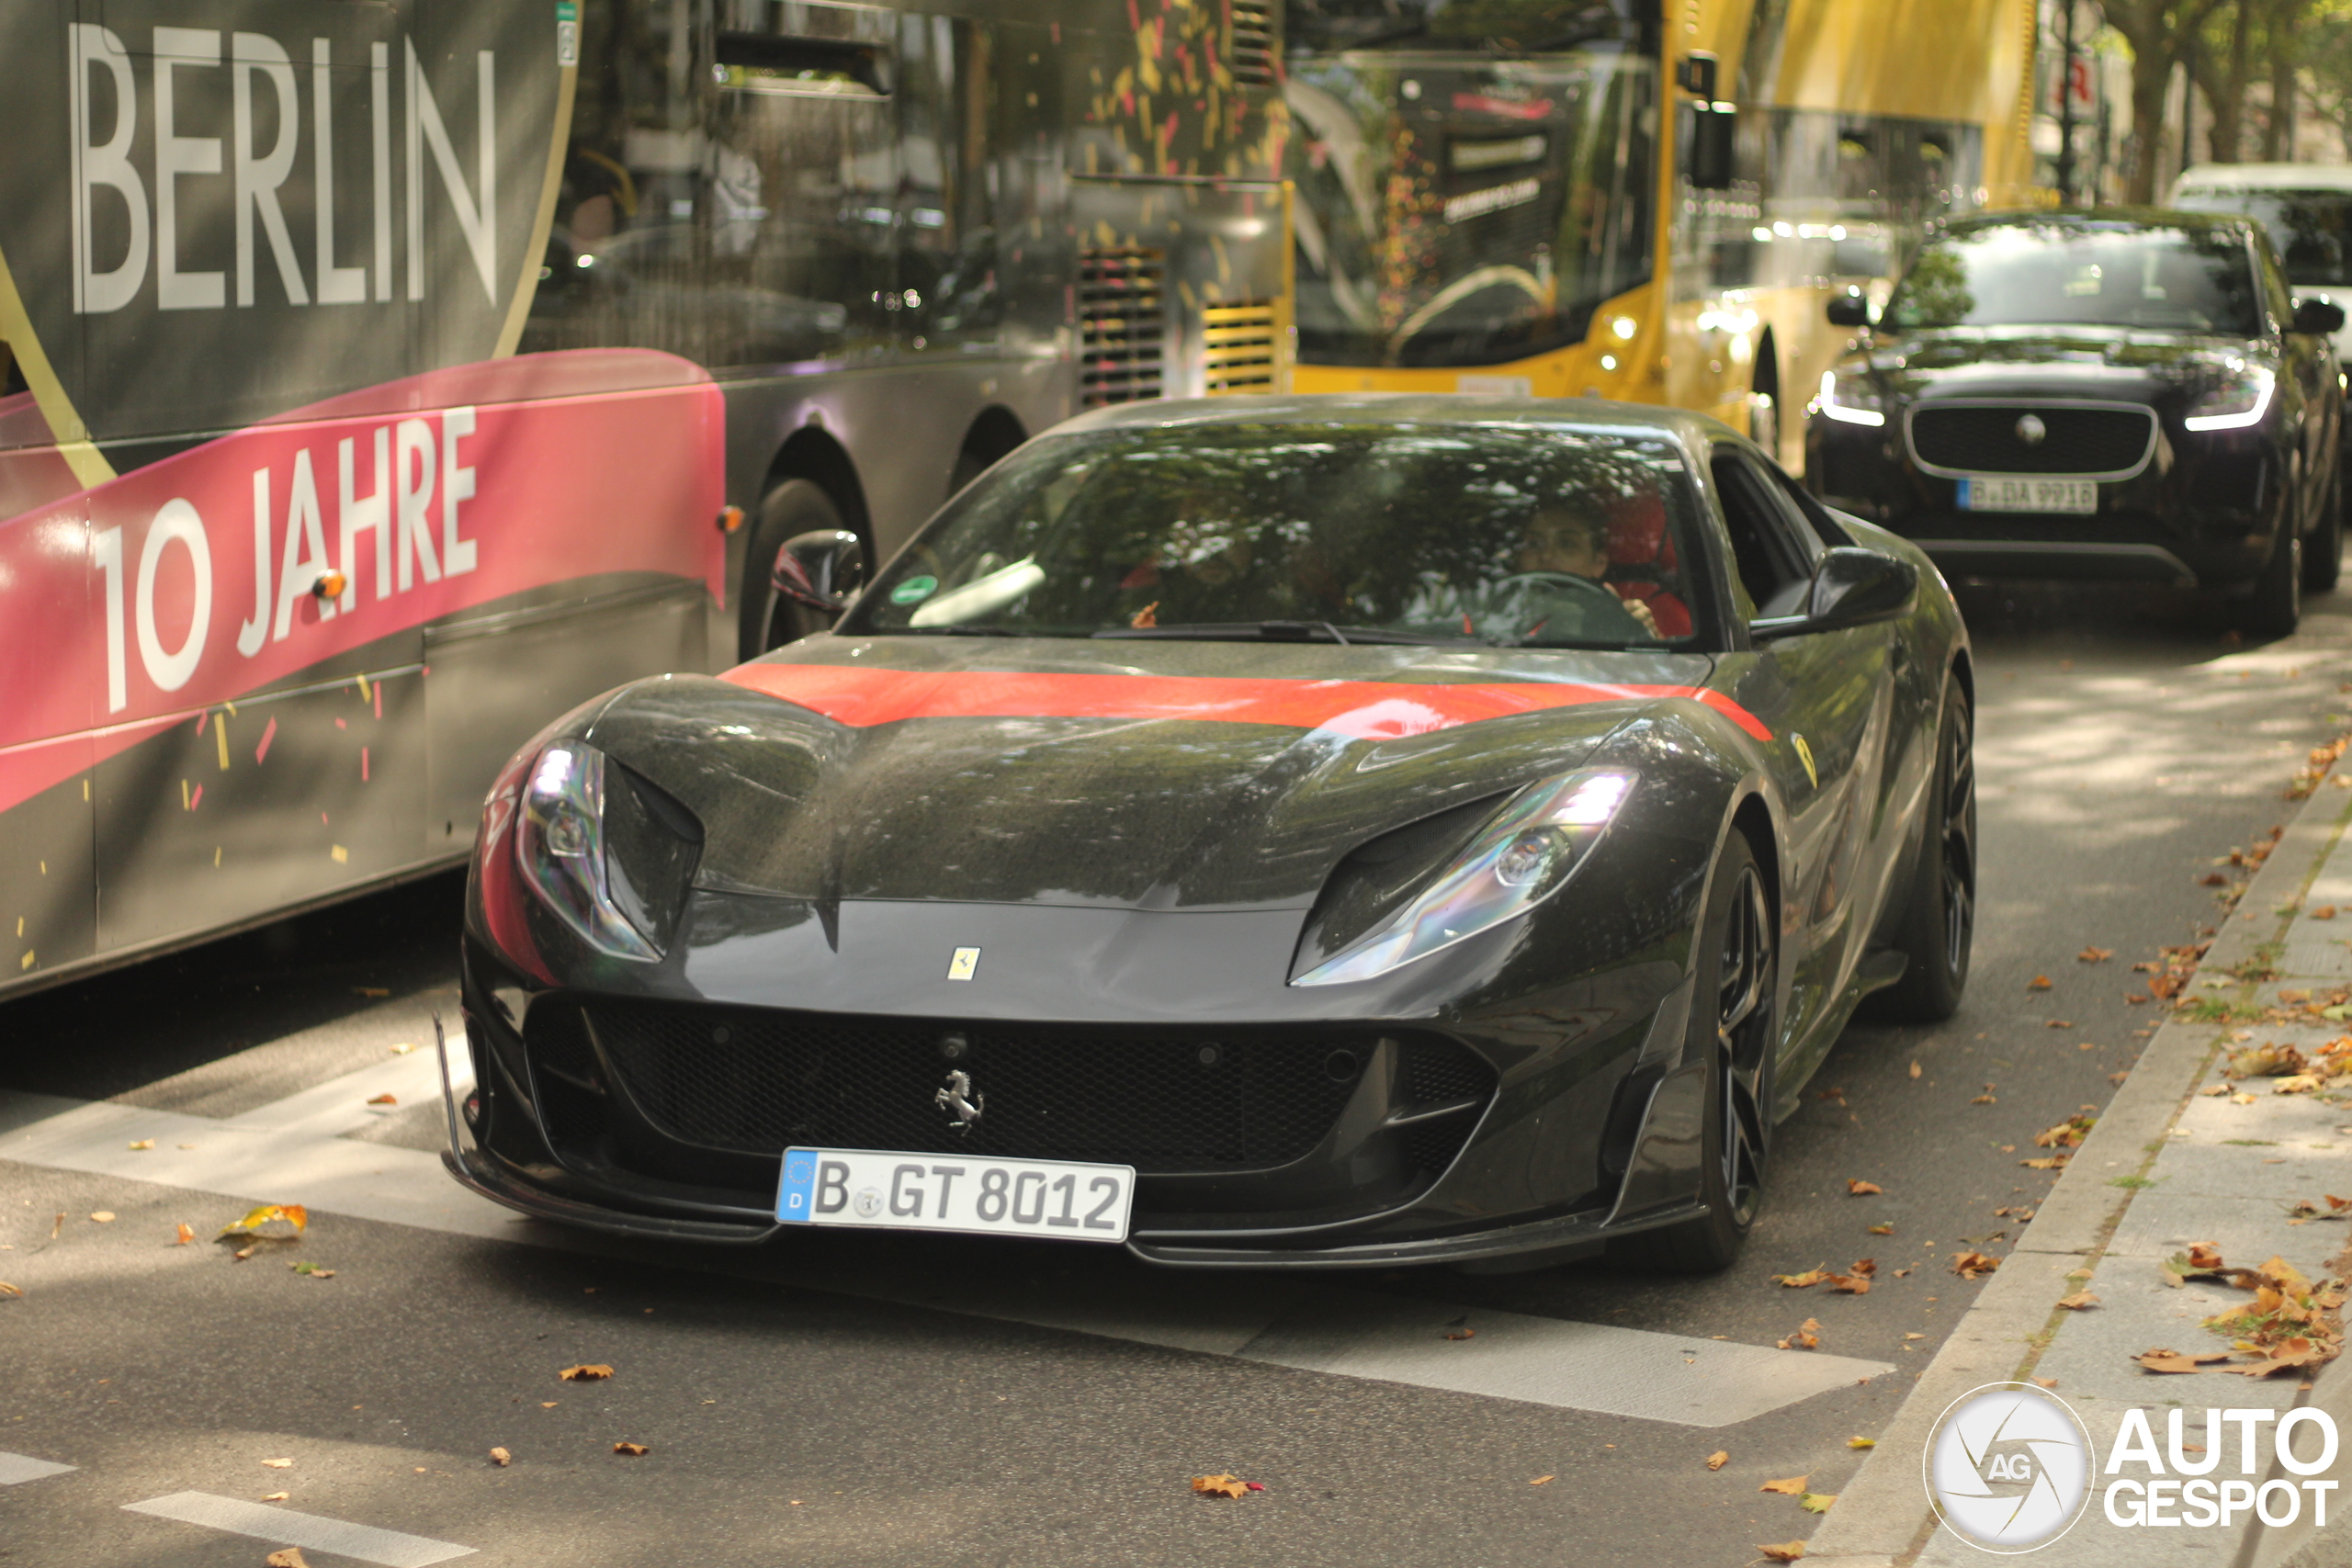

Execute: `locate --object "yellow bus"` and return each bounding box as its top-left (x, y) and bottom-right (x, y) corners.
top-left (1282, 0), bottom-right (2039, 468)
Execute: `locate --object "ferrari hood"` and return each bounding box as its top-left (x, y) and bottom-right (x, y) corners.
top-left (582, 637), bottom-right (1739, 911)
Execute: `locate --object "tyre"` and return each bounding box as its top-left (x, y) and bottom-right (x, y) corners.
top-left (2306, 457), bottom-right (2343, 594)
top-left (1611, 832), bottom-right (1775, 1273)
top-left (1868, 673), bottom-right (1976, 1023)
top-left (738, 479), bottom-right (849, 660)
top-left (2236, 519), bottom-right (2302, 640)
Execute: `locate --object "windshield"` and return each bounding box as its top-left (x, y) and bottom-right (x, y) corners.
top-left (2172, 187), bottom-right (2352, 287)
top-left (1883, 222), bottom-right (2261, 335)
top-left (844, 423), bottom-right (1704, 649)
top-left (1283, 49), bottom-right (1656, 367)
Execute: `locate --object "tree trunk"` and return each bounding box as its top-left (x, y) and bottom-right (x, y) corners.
top-left (2264, 0), bottom-right (2310, 159)
top-left (2128, 43), bottom-right (2179, 200)
top-left (2206, 1), bottom-right (2251, 161)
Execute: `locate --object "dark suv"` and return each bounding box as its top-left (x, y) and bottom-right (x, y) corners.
top-left (1804, 209), bottom-right (2344, 635)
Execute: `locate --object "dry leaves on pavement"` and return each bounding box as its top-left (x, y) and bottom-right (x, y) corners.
top-left (218, 1204), bottom-right (307, 1239)
top-left (89, 1212), bottom-right (114, 1224)
top-left (1191, 1473), bottom-right (1260, 1498)
top-left (2021, 1153), bottom-right (2070, 1170)
top-left (2028, 975), bottom-right (2052, 990)
top-left (1869, 1223), bottom-right (1894, 1235)
top-left (1776, 1318), bottom-right (1823, 1351)
top-left (1706, 1450), bottom-right (1730, 1471)
top-left (1758, 1543), bottom-right (1805, 1563)
top-left (2035, 1113), bottom-right (2096, 1150)
top-left (260, 1457), bottom-right (292, 1469)
top-left (1799, 1493), bottom-right (1837, 1514)
top-left (1848, 1437), bottom-right (1876, 1450)
top-left (0, 1282), bottom-right (22, 1300)
top-left (489, 1448), bottom-right (511, 1467)
top-left (173, 1224), bottom-right (193, 1246)
top-left (265, 1551), bottom-right (311, 1568)
top-left (1972, 1088), bottom-right (1997, 1105)
top-left (1951, 1251), bottom-right (2001, 1280)
top-left (1772, 1265), bottom-right (1832, 1289)
top-left (261, 1491), bottom-right (289, 1501)
top-left (2286, 1196), bottom-right (2352, 1223)
top-left (2078, 947), bottom-right (2113, 964)
top-left (367, 1093), bottom-right (397, 1106)
top-left (1528, 1474), bottom-right (1554, 1485)
top-left (1442, 1314), bottom-right (1475, 1340)
top-left (560, 1365), bottom-right (615, 1382)
top-left (2143, 1247), bottom-right (2346, 1376)
top-left (2227, 1043), bottom-right (2309, 1078)
top-left (2057, 1292), bottom-right (2100, 1311)
top-left (1846, 1179), bottom-right (1883, 1196)
top-left (127, 1139), bottom-right (153, 1150)
top-left (290, 1262), bottom-right (334, 1279)
top-left (1908, 1061), bottom-right (1922, 1079)
top-left (612, 1442), bottom-right (650, 1457)
top-left (1758, 1475), bottom-right (1807, 1495)
top-left (2135, 1348), bottom-right (2237, 1373)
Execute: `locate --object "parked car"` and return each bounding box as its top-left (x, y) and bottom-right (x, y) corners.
top-left (1804, 209), bottom-right (2344, 633)
top-left (443, 395), bottom-right (1974, 1273)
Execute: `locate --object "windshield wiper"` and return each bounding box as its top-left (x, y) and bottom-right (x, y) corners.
top-left (1092, 621), bottom-right (1477, 646)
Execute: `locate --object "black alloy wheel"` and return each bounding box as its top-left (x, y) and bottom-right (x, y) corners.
top-left (2307, 456), bottom-right (2344, 594)
top-left (1868, 673), bottom-right (1976, 1022)
top-left (1615, 832), bottom-right (1775, 1272)
top-left (739, 478), bottom-right (851, 660)
top-left (2237, 518), bottom-right (2303, 639)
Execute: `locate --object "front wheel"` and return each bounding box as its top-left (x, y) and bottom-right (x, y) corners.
top-left (1611, 833), bottom-right (1775, 1273)
top-left (2236, 521), bottom-right (2302, 640)
top-left (1867, 672), bottom-right (1976, 1022)
top-left (739, 479), bottom-right (850, 660)
top-left (2306, 458), bottom-right (2343, 594)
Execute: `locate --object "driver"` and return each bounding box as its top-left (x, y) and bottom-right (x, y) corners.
top-left (1517, 504), bottom-right (1661, 636)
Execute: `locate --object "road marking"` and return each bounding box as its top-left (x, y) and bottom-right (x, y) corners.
top-left (122, 1493), bottom-right (473, 1566)
top-left (2, 1088), bottom-right (1891, 1424)
top-left (0, 1450), bottom-right (75, 1485)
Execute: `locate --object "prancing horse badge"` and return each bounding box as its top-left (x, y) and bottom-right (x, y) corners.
top-left (946, 946), bottom-right (981, 981)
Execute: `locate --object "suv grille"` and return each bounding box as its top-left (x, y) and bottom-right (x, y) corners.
top-left (579, 1000), bottom-right (1492, 1177)
top-left (1908, 404), bottom-right (2154, 476)
top-left (1079, 247), bottom-right (1165, 406)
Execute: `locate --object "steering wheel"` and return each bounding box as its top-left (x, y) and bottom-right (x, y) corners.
top-left (1484, 571), bottom-right (1645, 637)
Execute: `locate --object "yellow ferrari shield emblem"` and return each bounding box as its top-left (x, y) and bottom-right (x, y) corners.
top-left (1792, 733), bottom-right (1817, 788)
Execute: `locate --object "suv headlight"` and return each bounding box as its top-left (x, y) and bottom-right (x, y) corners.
top-left (1815, 368), bottom-right (1885, 427)
top-left (2185, 363), bottom-right (2275, 431)
top-left (1293, 770), bottom-right (1636, 987)
top-left (515, 741), bottom-right (661, 961)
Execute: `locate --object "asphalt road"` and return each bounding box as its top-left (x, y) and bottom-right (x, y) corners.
top-left (6, 576), bottom-right (2352, 1568)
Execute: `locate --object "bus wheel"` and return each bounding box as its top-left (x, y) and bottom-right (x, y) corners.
top-left (741, 479), bottom-right (850, 660)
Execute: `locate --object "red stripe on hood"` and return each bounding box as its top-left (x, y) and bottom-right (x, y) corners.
top-left (719, 662), bottom-right (1773, 742)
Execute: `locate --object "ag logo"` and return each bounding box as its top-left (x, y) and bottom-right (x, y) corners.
top-left (1923, 1382), bottom-right (2095, 1552)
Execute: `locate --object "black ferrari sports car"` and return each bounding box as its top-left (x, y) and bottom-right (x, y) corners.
top-left (444, 396), bottom-right (1975, 1270)
top-left (1804, 209), bottom-right (2345, 637)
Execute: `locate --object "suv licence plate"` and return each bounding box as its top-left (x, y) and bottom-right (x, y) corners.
top-left (1958, 477), bottom-right (2097, 514)
top-left (776, 1147), bottom-right (1136, 1243)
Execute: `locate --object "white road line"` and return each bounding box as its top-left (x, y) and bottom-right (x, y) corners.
top-left (217, 1043), bottom-right (471, 1140)
top-left (0, 1450), bottom-right (75, 1485)
top-left (2, 1088), bottom-right (1892, 1425)
top-left (122, 1493), bottom-right (473, 1566)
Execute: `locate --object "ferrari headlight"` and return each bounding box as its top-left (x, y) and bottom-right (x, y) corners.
top-left (1816, 368), bottom-right (1886, 427)
top-left (2185, 363), bottom-right (2275, 431)
top-left (1294, 770), bottom-right (1636, 987)
top-left (515, 741), bottom-right (660, 962)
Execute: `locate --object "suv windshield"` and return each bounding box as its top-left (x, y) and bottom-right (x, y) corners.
top-left (1883, 221), bottom-right (2261, 335)
top-left (1283, 41), bottom-right (1655, 367)
top-left (844, 423), bottom-right (1704, 649)
top-left (2172, 187), bottom-right (2352, 287)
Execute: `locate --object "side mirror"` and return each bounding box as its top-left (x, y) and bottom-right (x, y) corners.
top-left (1825, 294), bottom-right (1871, 329)
top-left (1805, 547), bottom-right (1916, 627)
top-left (1688, 104), bottom-right (1736, 191)
top-left (2293, 297), bottom-right (2346, 336)
top-left (772, 528), bottom-right (865, 618)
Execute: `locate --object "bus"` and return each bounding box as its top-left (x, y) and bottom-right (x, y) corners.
top-left (0, 0), bottom-right (1290, 998)
top-left (1279, 0), bottom-right (2038, 469)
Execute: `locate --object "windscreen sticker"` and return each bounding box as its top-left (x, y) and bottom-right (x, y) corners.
top-left (889, 575), bottom-right (939, 604)
top-left (720, 662), bottom-right (1774, 743)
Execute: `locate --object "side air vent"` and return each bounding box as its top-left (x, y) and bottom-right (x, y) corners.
top-left (1080, 246), bottom-right (1166, 406)
top-left (1229, 0), bottom-right (1276, 86)
top-left (1202, 299), bottom-right (1281, 394)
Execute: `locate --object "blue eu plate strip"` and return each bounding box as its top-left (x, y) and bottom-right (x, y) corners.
top-left (776, 1148), bottom-right (818, 1224)
top-left (1955, 479), bottom-right (1971, 509)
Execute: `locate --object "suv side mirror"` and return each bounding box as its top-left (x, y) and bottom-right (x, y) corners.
top-left (1805, 547), bottom-right (1916, 627)
top-left (2292, 297), bottom-right (2346, 337)
top-left (772, 528), bottom-right (865, 618)
top-left (1825, 294), bottom-right (1871, 329)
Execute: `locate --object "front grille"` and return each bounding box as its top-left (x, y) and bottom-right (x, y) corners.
top-left (1908, 404), bottom-right (2155, 476)
top-left (1079, 247), bottom-right (1165, 406)
top-left (581, 999), bottom-right (1492, 1177)
top-left (1202, 299), bottom-right (1280, 393)
top-left (1228, 0), bottom-right (1275, 85)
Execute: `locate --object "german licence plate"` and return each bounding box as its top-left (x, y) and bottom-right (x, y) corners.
top-left (1957, 477), bottom-right (2097, 514)
top-left (776, 1147), bottom-right (1135, 1243)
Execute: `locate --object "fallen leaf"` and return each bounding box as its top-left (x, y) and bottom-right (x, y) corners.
top-left (1800, 1492), bottom-right (1837, 1514)
top-left (1529, 1474), bottom-right (1555, 1485)
top-left (2314, 907), bottom-right (2339, 920)
top-left (2036, 1114), bottom-right (2096, 1149)
top-left (1904, 1332), bottom-right (1928, 1340)
top-left (1869, 1223), bottom-right (1894, 1235)
top-left (1972, 1094), bottom-right (1997, 1105)
top-left (232, 1245), bottom-right (255, 1261)
top-left (261, 1457), bottom-right (292, 1469)
top-left (367, 1093), bottom-right (397, 1106)
top-left (612, 1442), bottom-right (649, 1457)
top-left (2199, 872), bottom-right (2231, 886)
top-left (261, 1491), bottom-right (289, 1501)
top-left (2228, 1043), bottom-right (2308, 1077)
top-left (2033, 1377), bottom-right (2059, 1390)
top-left (89, 1212), bottom-right (114, 1224)
top-left (2135, 1348), bottom-right (2235, 1373)
top-left (1192, 1473), bottom-right (1250, 1498)
top-left (0, 1282), bottom-right (22, 1300)
top-left (1951, 1251), bottom-right (2001, 1280)
top-left (1443, 1326), bottom-right (1476, 1340)
top-left (1758, 1544), bottom-right (1805, 1564)
top-left (1846, 1179), bottom-right (1883, 1196)
top-left (390, 1042), bottom-right (415, 1055)
top-left (1706, 1450), bottom-right (1729, 1471)
top-left (290, 1262), bottom-right (334, 1278)
top-left (2232, 1092), bottom-right (2259, 1105)
top-left (1848, 1437), bottom-right (1876, 1450)
top-left (2021, 1155), bottom-right (2069, 1170)
top-left (1773, 1266), bottom-right (1832, 1289)
top-left (1909, 1061), bottom-right (1922, 1079)
top-left (2078, 947), bottom-right (2113, 964)
top-left (1774, 1318), bottom-right (1824, 1351)
top-left (488, 1448), bottom-right (511, 1467)
top-left (1826, 1274), bottom-right (1871, 1295)
top-left (540, 1402), bottom-right (558, 1409)
top-left (2046, 1019), bottom-right (2075, 1028)
top-left (2029, 975), bottom-right (2052, 990)
top-left (560, 1365), bottom-right (615, 1382)
top-left (218, 1204), bottom-right (307, 1239)
top-left (2058, 1292), bottom-right (2100, 1311)
top-left (127, 1139), bottom-right (153, 1151)
top-left (266, 1551), bottom-right (311, 1568)
top-left (1759, 1475), bottom-right (1808, 1495)
top-left (174, 1224), bottom-right (193, 1246)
